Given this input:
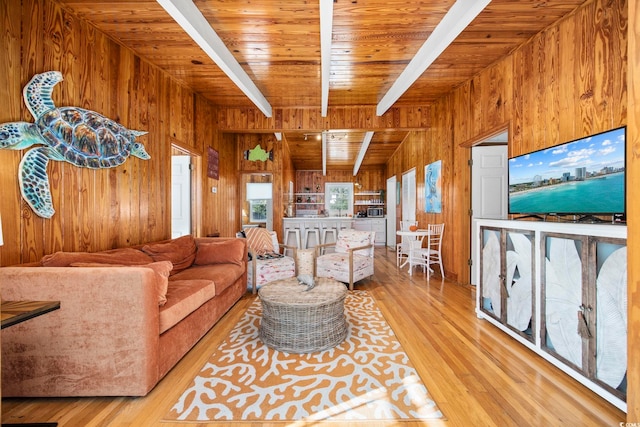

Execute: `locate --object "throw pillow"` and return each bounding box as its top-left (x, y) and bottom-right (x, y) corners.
top-left (141, 235), bottom-right (197, 275)
top-left (335, 229), bottom-right (373, 256)
top-left (244, 227), bottom-right (275, 256)
top-left (69, 261), bottom-right (173, 306)
top-left (41, 247), bottom-right (153, 267)
top-left (194, 239), bottom-right (245, 266)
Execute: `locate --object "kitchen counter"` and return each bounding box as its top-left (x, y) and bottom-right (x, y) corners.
top-left (285, 216), bottom-right (386, 219)
top-left (283, 217), bottom-right (386, 247)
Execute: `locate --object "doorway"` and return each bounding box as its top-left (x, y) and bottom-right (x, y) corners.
top-left (241, 173), bottom-right (273, 231)
top-left (386, 175), bottom-right (397, 248)
top-left (470, 131), bottom-right (508, 284)
top-left (401, 168), bottom-right (416, 222)
top-left (171, 154), bottom-right (192, 238)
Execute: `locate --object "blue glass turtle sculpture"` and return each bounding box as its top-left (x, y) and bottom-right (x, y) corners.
top-left (0, 71), bottom-right (150, 218)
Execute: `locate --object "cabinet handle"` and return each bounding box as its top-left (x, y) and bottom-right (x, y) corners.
top-left (499, 274), bottom-right (511, 297)
top-left (577, 305), bottom-right (592, 338)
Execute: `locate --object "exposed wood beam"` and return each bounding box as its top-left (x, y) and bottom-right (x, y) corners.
top-left (213, 105), bottom-right (431, 132)
top-left (353, 131), bottom-right (374, 175)
top-left (320, 0), bottom-right (334, 117)
top-left (156, 0), bottom-right (273, 117)
top-left (322, 131), bottom-right (327, 176)
top-left (376, 0), bottom-right (491, 116)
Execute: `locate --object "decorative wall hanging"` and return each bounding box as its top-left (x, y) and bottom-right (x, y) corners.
top-left (207, 146), bottom-right (219, 179)
top-left (425, 160), bottom-right (442, 213)
top-left (243, 144), bottom-right (273, 162)
top-left (0, 71), bottom-right (150, 218)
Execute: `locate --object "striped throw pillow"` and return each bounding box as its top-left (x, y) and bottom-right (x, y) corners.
top-left (244, 227), bottom-right (275, 255)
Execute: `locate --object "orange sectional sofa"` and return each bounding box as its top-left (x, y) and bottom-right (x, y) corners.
top-left (0, 235), bottom-right (247, 397)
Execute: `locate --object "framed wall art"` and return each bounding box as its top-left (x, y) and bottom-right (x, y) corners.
top-left (425, 160), bottom-right (442, 213)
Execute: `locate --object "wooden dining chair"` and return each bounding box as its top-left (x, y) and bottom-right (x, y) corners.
top-left (396, 220), bottom-right (418, 267)
top-left (425, 223), bottom-right (445, 277)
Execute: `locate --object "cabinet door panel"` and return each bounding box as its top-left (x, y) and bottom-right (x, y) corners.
top-left (542, 235), bottom-right (585, 370)
top-left (504, 231), bottom-right (534, 337)
top-left (594, 240), bottom-right (627, 396)
top-left (480, 228), bottom-right (502, 318)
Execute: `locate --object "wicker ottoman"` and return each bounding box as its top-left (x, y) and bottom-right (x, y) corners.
top-left (258, 276), bottom-right (348, 353)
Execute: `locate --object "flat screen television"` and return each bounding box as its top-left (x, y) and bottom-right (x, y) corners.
top-left (508, 126), bottom-right (626, 220)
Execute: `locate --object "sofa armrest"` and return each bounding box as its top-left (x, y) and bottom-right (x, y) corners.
top-left (0, 266), bottom-right (160, 397)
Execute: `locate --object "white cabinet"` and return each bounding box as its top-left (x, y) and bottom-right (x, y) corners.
top-left (474, 219), bottom-right (627, 412)
top-left (354, 218), bottom-right (386, 246)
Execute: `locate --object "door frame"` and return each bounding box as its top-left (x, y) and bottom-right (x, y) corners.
top-left (171, 144), bottom-right (202, 237)
top-left (466, 126), bottom-right (509, 285)
top-left (386, 175), bottom-right (397, 247)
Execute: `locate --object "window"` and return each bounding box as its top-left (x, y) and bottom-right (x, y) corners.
top-left (325, 182), bottom-right (354, 217)
top-left (249, 199), bottom-right (268, 222)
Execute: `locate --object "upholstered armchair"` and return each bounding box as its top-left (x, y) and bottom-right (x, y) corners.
top-left (240, 228), bottom-right (297, 294)
top-left (315, 229), bottom-right (375, 291)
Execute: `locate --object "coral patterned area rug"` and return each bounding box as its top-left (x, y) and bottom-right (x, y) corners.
top-left (163, 290), bottom-right (444, 423)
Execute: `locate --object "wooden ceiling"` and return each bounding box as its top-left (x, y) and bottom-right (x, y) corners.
top-left (54, 0), bottom-right (588, 171)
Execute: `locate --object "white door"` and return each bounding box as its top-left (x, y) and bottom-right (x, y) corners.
top-left (171, 155), bottom-right (191, 238)
top-left (472, 145), bottom-right (508, 219)
top-left (470, 144), bottom-right (508, 285)
top-left (401, 168), bottom-right (416, 222)
top-left (386, 176), bottom-right (397, 248)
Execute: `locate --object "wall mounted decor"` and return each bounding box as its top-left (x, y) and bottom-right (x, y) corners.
top-left (207, 146), bottom-right (219, 179)
top-left (243, 144), bottom-right (273, 162)
top-left (0, 71), bottom-right (150, 218)
top-left (425, 160), bottom-right (442, 213)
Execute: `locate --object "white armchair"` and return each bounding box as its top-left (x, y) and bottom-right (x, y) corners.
top-left (240, 228), bottom-right (297, 294)
top-left (315, 229), bottom-right (375, 291)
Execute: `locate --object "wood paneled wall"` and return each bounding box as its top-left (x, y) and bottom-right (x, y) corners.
top-left (386, 0), bottom-right (627, 286)
top-left (0, 0), bottom-right (239, 266)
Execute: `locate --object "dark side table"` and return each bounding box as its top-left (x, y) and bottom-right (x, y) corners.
top-left (1, 300), bottom-right (60, 427)
top-left (1, 301), bottom-right (60, 329)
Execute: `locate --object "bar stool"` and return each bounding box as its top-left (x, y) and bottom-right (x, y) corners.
top-left (317, 221), bottom-right (338, 255)
top-left (283, 223), bottom-right (302, 256)
top-left (303, 221), bottom-right (321, 249)
top-left (320, 220), bottom-right (338, 249)
top-left (339, 220), bottom-right (353, 231)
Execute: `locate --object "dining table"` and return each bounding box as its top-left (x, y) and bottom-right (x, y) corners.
top-left (396, 229), bottom-right (432, 274)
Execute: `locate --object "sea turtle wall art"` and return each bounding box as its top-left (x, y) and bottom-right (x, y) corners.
top-left (0, 71), bottom-right (150, 218)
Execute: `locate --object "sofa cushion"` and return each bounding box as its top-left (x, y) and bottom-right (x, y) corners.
top-left (195, 239), bottom-right (245, 266)
top-left (159, 279), bottom-right (216, 334)
top-left (142, 235), bottom-right (196, 275)
top-left (170, 264), bottom-right (245, 295)
top-left (142, 261), bottom-right (173, 306)
top-left (68, 261), bottom-right (173, 306)
top-left (41, 247), bottom-right (153, 267)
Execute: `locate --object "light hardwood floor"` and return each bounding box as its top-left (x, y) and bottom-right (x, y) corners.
top-left (2, 247), bottom-right (626, 426)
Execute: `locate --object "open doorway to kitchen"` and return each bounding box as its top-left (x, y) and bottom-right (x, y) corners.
top-left (241, 173), bottom-right (273, 231)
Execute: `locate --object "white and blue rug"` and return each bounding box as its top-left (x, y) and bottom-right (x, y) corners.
top-left (164, 290), bottom-right (444, 422)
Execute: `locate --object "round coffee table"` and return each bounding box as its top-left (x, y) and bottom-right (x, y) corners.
top-left (258, 276), bottom-right (348, 353)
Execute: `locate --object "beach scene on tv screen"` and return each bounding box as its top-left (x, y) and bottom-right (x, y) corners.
top-left (509, 127), bottom-right (625, 214)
